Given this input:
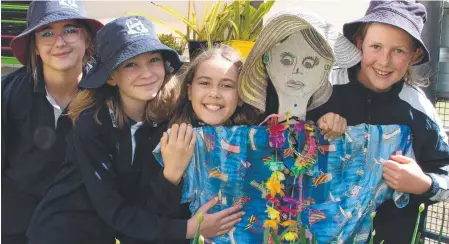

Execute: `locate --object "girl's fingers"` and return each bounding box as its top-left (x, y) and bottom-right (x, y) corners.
top-left (184, 124), bottom-right (193, 144)
top-left (219, 218), bottom-right (241, 231)
top-left (219, 211), bottom-right (244, 227)
top-left (160, 132), bottom-right (168, 150)
top-left (169, 124), bottom-right (179, 143)
top-left (177, 123), bottom-right (187, 143)
top-left (189, 131), bottom-right (197, 150)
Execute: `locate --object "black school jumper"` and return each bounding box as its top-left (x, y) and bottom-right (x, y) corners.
top-left (1, 67), bottom-right (73, 244)
top-left (27, 105), bottom-right (190, 244)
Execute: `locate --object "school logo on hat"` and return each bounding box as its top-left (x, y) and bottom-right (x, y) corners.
top-left (58, 0), bottom-right (78, 10)
top-left (126, 18), bottom-right (149, 36)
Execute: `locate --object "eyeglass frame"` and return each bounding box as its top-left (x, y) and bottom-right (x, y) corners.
top-left (34, 27), bottom-right (85, 46)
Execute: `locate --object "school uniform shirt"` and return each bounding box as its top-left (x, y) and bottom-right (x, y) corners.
top-left (26, 105), bottom-right (190, 244)
top-left (1, 67), bottom-right (73, 239)
top-left (307, 65), bottom-right (449, 244)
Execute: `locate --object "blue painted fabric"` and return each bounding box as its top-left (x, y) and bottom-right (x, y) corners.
top-left (154, 124), bottom-right (413, 244)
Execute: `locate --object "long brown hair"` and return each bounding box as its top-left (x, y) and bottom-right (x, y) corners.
top-left (170, 45), bottom-right (260, 126)
top-left (24, 20), bottom-right (95, 87)
top-left (351, 23), bottom-right (429, 87)
top-left (68, 60), bottom-right (178, 128)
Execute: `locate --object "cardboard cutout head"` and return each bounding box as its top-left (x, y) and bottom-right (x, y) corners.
top-left (264, 31), bottom-right (334, 120)
top-left (239, 10), bottom-right (362, 119)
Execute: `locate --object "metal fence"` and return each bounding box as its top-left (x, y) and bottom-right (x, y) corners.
top-left (423, 100), bottom-right (449, 243)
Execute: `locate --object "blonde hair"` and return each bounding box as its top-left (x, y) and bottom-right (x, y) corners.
top-left (170, 45), bottom-right (260, 126)
top-left (352, 23), bottom-right (429, 87)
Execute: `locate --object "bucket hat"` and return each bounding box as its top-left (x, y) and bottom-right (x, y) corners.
top-left (10, 0), bottom-right (104, 65)
top-left (78, 16), bottom-right (182, 89)
top-left (343, 0), bottom-right (429, 65)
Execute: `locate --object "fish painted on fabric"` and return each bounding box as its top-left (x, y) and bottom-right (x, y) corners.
top-left (313, 172), bottom-right (332, 187)
top-left (221, 139), bottom-right (240, 154)
top-left (209, 169), bottom-right (229, 182)
top-left (309, 209), bottom-right (326, 225)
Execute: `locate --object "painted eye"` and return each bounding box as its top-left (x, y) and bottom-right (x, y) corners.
top-left (280, 52), bottom-right (295, 66)
top-left (303, 61), bottom-right (313, 69)
top-left (302, 56), bottom-right (319, 69)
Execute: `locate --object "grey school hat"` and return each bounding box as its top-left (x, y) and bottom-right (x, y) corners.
top-left (343, 0), bottom-right (429, 65)
top-left (78, 16), bottom-right (183, 89)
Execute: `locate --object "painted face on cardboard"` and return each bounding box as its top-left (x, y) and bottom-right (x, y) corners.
top-left (265, 31), bottom-right (332, 98)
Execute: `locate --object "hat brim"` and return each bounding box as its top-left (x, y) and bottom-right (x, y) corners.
top-left (78, 38), bottom-right (182, 89)
top-left (10, 10), bottom-right (104, 65)
top-left (343, 10), bottom-right (429, 65)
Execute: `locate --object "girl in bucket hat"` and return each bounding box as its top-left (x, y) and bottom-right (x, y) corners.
top-left (307, 1), bottom-right (449, 243)
top-left (27, 16), bottom-right (243, 244)
top-left (1, 1), bottom-right (103, 244)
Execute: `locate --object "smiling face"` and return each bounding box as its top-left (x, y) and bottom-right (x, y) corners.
top-left (35, 20), bottom-right (88, 72)
top-left (188, 57), bottom-right (241, 126)
top-left (265, 31), bottom-right (332, 97)
top-left (108, 52), bottom-right (165, 109)
top-left (357, 23), bottom-right (423, 92)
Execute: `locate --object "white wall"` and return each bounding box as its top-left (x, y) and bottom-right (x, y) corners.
top-left (266, 0), bottom-right (370, 33)
top-left (83, 0), bottom-right (371, 37)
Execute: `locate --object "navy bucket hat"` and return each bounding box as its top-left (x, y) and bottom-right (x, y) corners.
top-left (10, 0), bottom-right (104, 65)
top-left (343, 0), bottom-right (429, 65)
top-left (78, 16), bottom-right (183, 89)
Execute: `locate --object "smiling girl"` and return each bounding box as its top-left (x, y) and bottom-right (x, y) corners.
top-left (170, 45), bottom-right (260, 127)
top-left (307, 1), bottom-right (449, 242)
top-left (27, 17), bottom-right (243, 244)
top-left (1, 1), bottom-right (102, 243)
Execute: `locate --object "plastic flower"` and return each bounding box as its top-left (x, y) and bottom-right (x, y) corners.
top-left (280, 220), bottom-right (296, 227)
top-left (266, 172), bottom-right (285, 197)
top-left (263, 219), bottom-right (278, 231)
top-left (283, 232), bottom-right (298, 241)
top-left (266, 206), bottom-right (280, 221)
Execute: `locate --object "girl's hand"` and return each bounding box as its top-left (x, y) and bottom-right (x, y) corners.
top-left (186, 197), bottom-right (244, 239)
top-left (383, 155), bottom-right (432, 195)
top-left (161, 123), bottom-right (196, 185)
top-left (317, 112), bottom-right (347, 141)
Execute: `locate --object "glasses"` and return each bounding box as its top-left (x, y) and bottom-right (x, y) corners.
top-left (35, 27), bottom-right (84, 46)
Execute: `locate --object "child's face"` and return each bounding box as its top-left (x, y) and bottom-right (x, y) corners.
top-left (357, 23), bottom-right (422, 92)
top-left (108, 52), bottom-right (165, 105)
top-left (188, 57), bottom-right (241, 126)
top-left (35, 20), bottom-right (87, 72)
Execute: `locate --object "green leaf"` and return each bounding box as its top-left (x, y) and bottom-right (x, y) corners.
top-left (300, 225), bottom-right (306, 244)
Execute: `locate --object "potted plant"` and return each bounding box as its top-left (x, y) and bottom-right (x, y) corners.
top-left (227, 0), bottom-right (275, 59)
top-left (158, 33), bottom-right (186, 55)
top-left (129, 0), bottom-right (234, 60)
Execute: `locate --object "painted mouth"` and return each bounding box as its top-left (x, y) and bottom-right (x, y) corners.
top-left (286, 80), bottom-right (305, 90)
